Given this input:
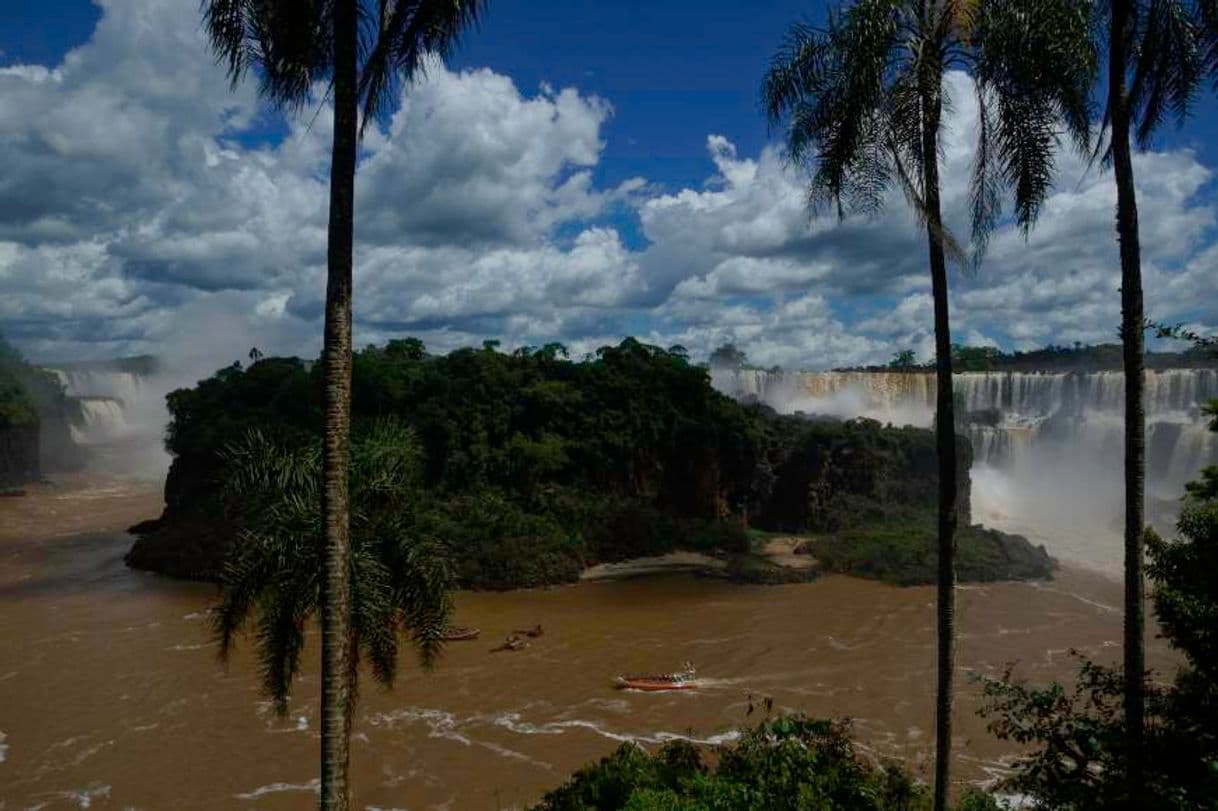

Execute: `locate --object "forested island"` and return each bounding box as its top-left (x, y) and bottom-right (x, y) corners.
top-left (127, 337), bottom-right (1051, 589)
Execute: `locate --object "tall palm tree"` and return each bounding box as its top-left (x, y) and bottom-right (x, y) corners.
top-left (212, 422), bottom-right (452, 796)
top-left (1099, 0), bottom-right (1217, 801)
top-left (200, 3), bottom-right (486, 808)
top-left (762, 2), bottom-right (1095, 807)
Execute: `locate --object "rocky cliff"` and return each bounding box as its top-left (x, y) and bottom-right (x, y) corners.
top-left (0, 423), bottom-right (39, 490)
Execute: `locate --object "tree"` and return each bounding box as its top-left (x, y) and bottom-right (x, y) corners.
top-left (762, 3), bottom-right (1095, 806)
top-left (708, 343), bottom-right (748, 369)
top-left (890, 349), bottom-right (918, 369)
top-left (385, 337), bottom-right (427, 361)
top-left (1099, 3), bottom-right (1218, 795)
top-left (212, 422), bottom-right (452, 792)
top-left (201, 2), bottom-right (486, 807)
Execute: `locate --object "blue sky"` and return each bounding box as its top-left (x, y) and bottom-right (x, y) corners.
top-left (1, 0), bottom-right (1216, 368)
top-left (9, 0), bottom-right (1212, 186)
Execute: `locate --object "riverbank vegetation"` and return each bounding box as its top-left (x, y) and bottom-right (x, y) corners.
top-left (0, 336), bottom-right (85, 487)
top-left (126, 338), bottom-right (1051, 589)
top-left (531, 716), bottom-right (998, 811)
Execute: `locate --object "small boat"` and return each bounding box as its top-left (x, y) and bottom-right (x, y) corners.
top-left (614, 663), bottom-right (697, 691)
top-left (440, 627), bottom-right (480, 642)
top-left (491, 635), bottom-right (529, 653)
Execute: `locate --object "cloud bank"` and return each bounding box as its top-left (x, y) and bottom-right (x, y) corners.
top-left (1, 0), bottom-right (1215, 371)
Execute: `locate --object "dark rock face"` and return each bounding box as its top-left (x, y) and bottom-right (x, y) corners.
top-left (751, 416), bottom-right (972, 534)
top-left (124, 519), bottom-right (232, 582)
top-left (124, 455), bottom-right (234, 581)
top-left (0, 423), bottom-right (40, 489)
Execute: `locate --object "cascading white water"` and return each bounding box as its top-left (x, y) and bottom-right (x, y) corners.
top-left (42, 364), bottom-right (169, 479)
top-left (47, 368), bottom-right (144, 407)
top-left (713, 368), bottom-right (1218, 574)
top-left (70, 398), bottom-right (128, 444)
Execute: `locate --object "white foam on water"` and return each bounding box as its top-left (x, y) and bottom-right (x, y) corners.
top-left (1028, 581), bottom-right (1120, 614)
top-left (233, 779), bottom-right (320, 800)
top-left (367, 707), bottom-right (473, 746)
top-left (0, 729), bottom-right (7, 763)
top-left (165, 641), bottom-right (216, 651)
top-left (31, 783), bottom-right (112, 809)
top-left (368, 705), bottom-right (740, 768)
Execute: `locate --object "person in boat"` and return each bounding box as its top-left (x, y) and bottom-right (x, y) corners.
top-left (512, 624), bottom-right (543, 638)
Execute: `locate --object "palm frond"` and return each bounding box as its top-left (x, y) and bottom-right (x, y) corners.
top-left (1131, 0), bottom-right (1204, 147)
top-left (761, 22), bottom-right (832, 125)
top-left (255, 580), bottom-right (310, 715)
top-left (1200, 0), bottom-right (1218, 84)
top-left (889, 138), bottom-right (969, 267)
top-left (201, 0), bottom-right (251, 89)
top-left (359, 0), bottom-right (489, 133)
top-left (972, 0), bottom-right (1096, 237)
top-left (210, 422), bottom-right (449, 714)
top-left (969, 83), bottom-right (1002, 265)
top-left (763, 0), bottom-right (906, 217)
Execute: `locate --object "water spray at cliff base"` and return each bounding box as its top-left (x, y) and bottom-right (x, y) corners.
top-left (713, 367), bottom-right (1218, 578)
top-left (41, 306), bottom-right (314, 483)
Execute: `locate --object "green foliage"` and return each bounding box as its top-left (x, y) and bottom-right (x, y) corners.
top-left (950, 345), bottom-right (1004, 373)
top-left (808, 505), bottom-right (1051, 585)
top-left (889, 350), bottom-right (918, 369)
top-left (535, 715), bottom-right (1003, 810)
top-left (414, 490), bottom-right (585, 590)
top-left (212, 420), bottom-right (452, 715)
top-left (761, 0), bottom-right (1096, 265)
top-left (0, 335), bottom-right (71, 428)
top-left (162, 338), bottom-right (1051, 589)
top-left (1148, 499), bottom-right (1218, 681)
top-left (708, 343), bottom-right (748, 370)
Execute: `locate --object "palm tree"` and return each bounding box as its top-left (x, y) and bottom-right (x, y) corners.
top-left (1099, 0), bottom-right (1217, 800)
top-left (762, 2), bottom-right (1095, 807)
top-left (212, 421), bottom-right (452, 791)
top-left (201, 3), bottom-right (485, 807)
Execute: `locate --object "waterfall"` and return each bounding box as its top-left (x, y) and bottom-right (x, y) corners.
top-left (41, 361), bottom-right (169, 479)
top-left (714, 367), bottom-right (1218, 574)
top-left (71, 398), bottom-right (128, 444)
top-left (47, 368), bottom-right (144, 406)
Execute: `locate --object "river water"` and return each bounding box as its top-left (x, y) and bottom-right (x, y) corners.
top-left (0, 476), bottom-right (1173, 810)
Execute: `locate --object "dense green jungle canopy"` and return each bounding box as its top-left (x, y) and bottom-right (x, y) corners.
top-left (129, 338), bottom-right (1050, 589)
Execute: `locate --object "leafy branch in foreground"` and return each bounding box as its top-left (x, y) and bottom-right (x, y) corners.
top-left (211, 419), bottom-right (452, 716)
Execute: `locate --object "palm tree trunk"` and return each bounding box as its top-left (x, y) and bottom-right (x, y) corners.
top-left (922, 79), bottom-right (958, 811)
top-left (1108, 0), bottom-right (1145, 803)
top-left (320, 1), bottom-right (359, 808)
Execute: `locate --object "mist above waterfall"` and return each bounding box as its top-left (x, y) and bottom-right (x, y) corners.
top-left (35, 301), bottom-right (318, 483)
top-left (713, 368), bottom-right (1218, 575)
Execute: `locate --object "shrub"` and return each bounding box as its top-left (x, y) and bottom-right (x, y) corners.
top-left (532, 716), bottom-right (957, 810)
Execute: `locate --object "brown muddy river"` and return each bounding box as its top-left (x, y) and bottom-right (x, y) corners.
top-left (0, 476), bottom-right (1173, 810)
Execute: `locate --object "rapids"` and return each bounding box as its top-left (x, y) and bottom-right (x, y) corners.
top-left (0, 476), bottom-right (1174, 810)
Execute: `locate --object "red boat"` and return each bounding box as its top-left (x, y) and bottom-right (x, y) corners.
top-left (440, 627), bottom-right (480, 642)
top-left (614, 664), bottom-right (697, 691)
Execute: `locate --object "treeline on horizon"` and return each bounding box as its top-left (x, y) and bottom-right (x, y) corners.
top-left (128, 336), bottom-right (1051, 589)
